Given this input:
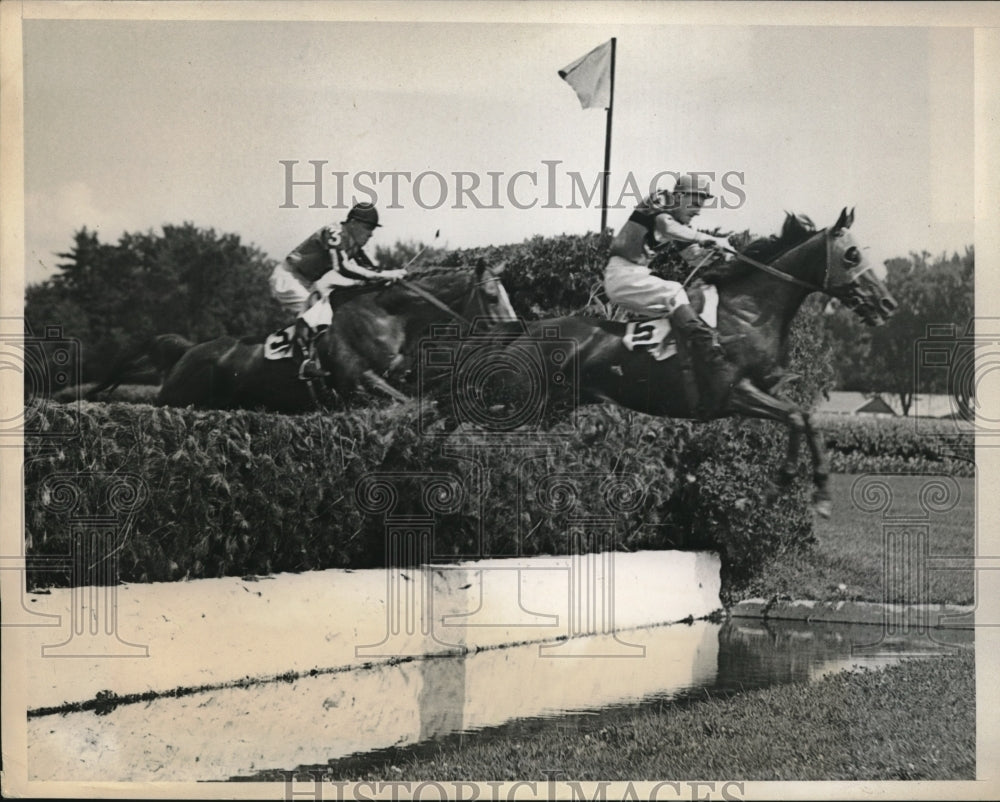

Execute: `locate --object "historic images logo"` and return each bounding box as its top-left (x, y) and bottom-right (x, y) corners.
top-left (278, 161), bottom-right (747, 212)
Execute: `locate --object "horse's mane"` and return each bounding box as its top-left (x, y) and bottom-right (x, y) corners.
top-left (397, 263), bottom-right (487, 294)
top-left (702, 212), bottom-right (818, 285)
top-left (405, 263), bottom-right (480, 281)
top-left (374, 263), bottom-right (485, 310)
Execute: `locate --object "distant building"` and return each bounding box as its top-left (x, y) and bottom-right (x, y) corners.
top-left (908, 394), bottom-right (962, 419)
top-left (815, 391), bottom-right (958, 418)
top-left (855, 396), bottom-right (896, 416)
top-left (815, 391), bottom-right (895, 417)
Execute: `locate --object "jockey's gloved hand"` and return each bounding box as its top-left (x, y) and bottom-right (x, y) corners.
top-left (702, 236), bottom-right (736, 255)
top-left (383, 269), bottom-right (407, 282)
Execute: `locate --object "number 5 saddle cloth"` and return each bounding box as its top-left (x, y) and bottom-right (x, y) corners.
top-left (621, 285), bottom-right (719, 361)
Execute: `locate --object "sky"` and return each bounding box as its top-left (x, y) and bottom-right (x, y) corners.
top-left (19, 7), bottom-right (976, 286)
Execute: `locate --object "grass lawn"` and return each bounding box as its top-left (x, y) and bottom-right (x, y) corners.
top-left (732, 473), bottom-right (975, 606)
top-left (304, 649), bottom-right (973, 782)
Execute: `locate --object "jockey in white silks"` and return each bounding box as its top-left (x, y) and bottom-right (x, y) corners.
top-left (269, 203), bottom-right (405, 379)
top-left (604, 173), bottom-right (737, 418)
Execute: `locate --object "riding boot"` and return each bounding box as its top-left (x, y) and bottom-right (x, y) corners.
top-left (670, 303), bottom-right (730, 420)
top-left (293, 319), bottom-right (330, 381)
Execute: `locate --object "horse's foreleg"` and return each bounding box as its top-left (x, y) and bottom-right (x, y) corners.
top-left (725, 378), bottom-right (830, 518)
top-left (361, 369), bottom-right (410, 403)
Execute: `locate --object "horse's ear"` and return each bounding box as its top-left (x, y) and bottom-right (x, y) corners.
top-left (834, 207), bottom-right (853, 231)
top-left (474, 258), bottom-right (487, 278)
top-left (788, 212), bottom-right (815, 232)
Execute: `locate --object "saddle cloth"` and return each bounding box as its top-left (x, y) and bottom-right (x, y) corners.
top-left (263, 325), bottom-right (296, 360)
top-left (263, 297), bottom-right (334, 361)
top-left (621, 285), bottom-right (719, 361)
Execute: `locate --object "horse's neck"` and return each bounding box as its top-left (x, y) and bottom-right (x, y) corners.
top-left (720, 235), bottom-right (825, 333)
top-left (396, 273), bottom-right (471, 327)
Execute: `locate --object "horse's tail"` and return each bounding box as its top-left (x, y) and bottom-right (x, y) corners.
top-left (86, 333), bottom-right (194, 399)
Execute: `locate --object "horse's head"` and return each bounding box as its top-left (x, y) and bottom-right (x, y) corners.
top-left (823, 208), bottom-right (897, 326)
top-left (467, 260), bottom-right (518, 324)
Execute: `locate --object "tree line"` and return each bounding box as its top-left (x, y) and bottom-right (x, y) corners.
top-left (25, 224), bottom-right (974, 412)
top-left (25, 224), bottom-right (287, 383)
top-left (823, 248), bottom-right (974, 415)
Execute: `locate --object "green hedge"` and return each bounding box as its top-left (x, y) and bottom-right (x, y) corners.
top-left (436, 231), bottom-right (611, 319)
top-left (814, 414), bottom-right (975, 476)
top-left (25, 400), bottom-right (814, 590)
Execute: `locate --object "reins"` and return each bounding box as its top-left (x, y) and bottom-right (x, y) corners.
top-left (396, 279), bottom-right (472, 326)
top-left (393, 266), bottom-right (498, 327)
top-left (730, 230), bottom-right (828, 292)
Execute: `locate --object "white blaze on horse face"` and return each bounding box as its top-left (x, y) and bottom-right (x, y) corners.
top-left (493, 281), bottom-right (517, 321)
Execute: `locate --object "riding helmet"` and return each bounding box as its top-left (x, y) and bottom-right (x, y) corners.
top-left (674, 174), bottom-right (713, 198)
top-left (346, 202), bottom-right (382, 228)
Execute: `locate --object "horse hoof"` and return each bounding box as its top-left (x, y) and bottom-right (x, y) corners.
top-left (813, 499), bottom-right (832, 519)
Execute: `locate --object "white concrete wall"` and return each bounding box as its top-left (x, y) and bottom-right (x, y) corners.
top-left (22, 550), bottom-right (722, 713)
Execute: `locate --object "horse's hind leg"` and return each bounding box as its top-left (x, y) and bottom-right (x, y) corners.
top-left (801, 412), bottom-right (831, 518)
top-left (86, 343), bottom-right (148, 399)
top-left (779, 424), bottom-right (801, 487)
top-left (725, 378), bottom-right (831, 518)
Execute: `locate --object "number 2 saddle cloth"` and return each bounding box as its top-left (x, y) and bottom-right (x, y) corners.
top-left (263, 296), bottom-right (334, 361)
top-left (620, 285), bottom-right (719, 361)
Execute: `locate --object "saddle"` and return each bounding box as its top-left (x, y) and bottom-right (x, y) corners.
top-left (263, 280), bottom-right (395, 362)
top-left (621, 284), bottom-right (718, 361)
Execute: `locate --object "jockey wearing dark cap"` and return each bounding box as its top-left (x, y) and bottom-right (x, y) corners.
top-left (270, 202), bottom-right (406, 380)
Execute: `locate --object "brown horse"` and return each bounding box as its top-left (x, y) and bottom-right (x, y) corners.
top-left (155, 262), bottom-right (516, 412)
top-left (86, 333), bottom-right (195, 400)
top-left (428, 209), bottom-right (897, 517)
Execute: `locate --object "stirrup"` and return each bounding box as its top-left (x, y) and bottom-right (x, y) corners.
top-left (297, 358), bottom-right (330, 381)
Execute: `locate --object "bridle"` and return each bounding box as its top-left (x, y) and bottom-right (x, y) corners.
top-left (730, 227), bottom-right (871, 295)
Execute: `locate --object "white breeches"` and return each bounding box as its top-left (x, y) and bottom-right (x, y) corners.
top-left (604, 255), bottom-right (689, 316)
top-left (270, 262), bottom-right (355, 329)
top-left (269, 262), bottom-right (313, 315)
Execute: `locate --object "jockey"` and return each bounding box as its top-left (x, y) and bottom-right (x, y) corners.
top-left (604, 173), bottom-right (737, 418)
top-left (269, 202), bottom-right (406, 380)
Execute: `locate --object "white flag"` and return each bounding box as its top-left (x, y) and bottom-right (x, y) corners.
top-left (559, 40), bottom-right (613, 110)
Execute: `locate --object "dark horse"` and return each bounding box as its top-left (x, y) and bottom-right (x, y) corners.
top-left (149, 262), bottom-right (516, 413)
top-left (439, 208), bottom-right (897, 517)
top-left (86, 333), bottom-right (195, 400)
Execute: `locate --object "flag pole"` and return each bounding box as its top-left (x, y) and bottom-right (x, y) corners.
top-left (600, 37), bottom-right (616, 235)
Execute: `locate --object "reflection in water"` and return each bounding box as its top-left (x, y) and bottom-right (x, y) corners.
top-left (406, 619), bottom-right (974, 750)
top-left (417, 654), bottom-right (466, 741)
top-left (377, 619), bottom-right (972, 775)
top-left (415, 621), bottom-right (719, 744)
top-left (26, 618), bottom-right (974, 782)
top-left (716, 619), bottom-right (970, 692)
